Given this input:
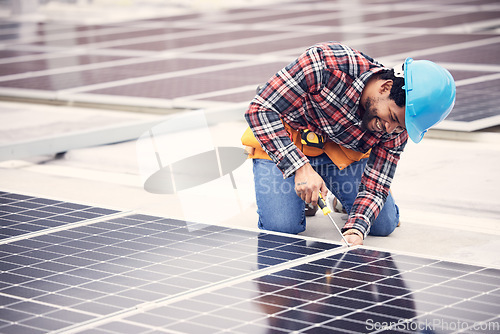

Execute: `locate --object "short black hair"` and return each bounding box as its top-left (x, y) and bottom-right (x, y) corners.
top-left (377, 69), bottom-right (405, 108)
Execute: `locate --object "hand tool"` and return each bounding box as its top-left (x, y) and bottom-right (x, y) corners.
top-left (317, 193), bottom-right (350, 247)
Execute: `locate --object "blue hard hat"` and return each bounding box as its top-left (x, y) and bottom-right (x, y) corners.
top-left (403, 58), bottom-right (456, 143)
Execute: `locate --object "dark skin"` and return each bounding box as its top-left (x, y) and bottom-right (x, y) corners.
top-left (359, 79), bottom-right (406, 135)
top-left (294, 77), bottom-right (406, 245)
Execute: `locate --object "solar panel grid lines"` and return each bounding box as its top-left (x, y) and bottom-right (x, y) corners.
top-left (0, 23), bottom-right (169, 48)
top-left (0, 54), bottom-right (164, 82)
top-left (376, 35), bottom-right (500, 65)
top-left (335, 10), bottom-right (463, 30)
top-left (0, 191), bottom-right (122, 243)
top-left (49, 57), bottom-right (274, 95)
top-left (114, 30), bottom-right (317, 56)
top-left (83, 248), bottom-right (500, 334)
top-left (0, 200), bottom-right (343, 334)
top-left (445, 76), bottom-right (500, 126)
top-left (1, 192), bottom-right (500, 333)
top-left (71, 60), bottom-right (288, 106)
top-left (17, 27), bottom-right (229, 54)
top-left (57, 250), bottom-right (352, 334)
top-left (372, 257), bottom-right (500, 334)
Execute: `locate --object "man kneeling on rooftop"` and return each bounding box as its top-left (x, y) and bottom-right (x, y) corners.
top-left (242, 41), bottom-right (456, 246)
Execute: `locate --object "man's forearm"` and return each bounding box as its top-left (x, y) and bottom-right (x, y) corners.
top-left (245, 104), bottom-right (308, 178)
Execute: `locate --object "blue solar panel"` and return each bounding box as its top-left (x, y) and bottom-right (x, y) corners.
top-left (94, 249), bottom-right (499, 334)
top-left (0, 191), bottom-right (119, 240)
top-left (0, 195), bottom-right (339, 333)
top-left (1, 193), bottom-right (499, 333)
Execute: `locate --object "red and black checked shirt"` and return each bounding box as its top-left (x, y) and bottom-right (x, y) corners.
top-left (245, 42), bottom-right (409, 237)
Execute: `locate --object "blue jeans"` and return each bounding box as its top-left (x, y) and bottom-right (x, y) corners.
top-left (253, 154), bottom-right (399, 236)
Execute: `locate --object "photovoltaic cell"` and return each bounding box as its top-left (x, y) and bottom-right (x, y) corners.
top-left (92, 249), bottom-right (499, 334)
top-left (0, 193), bottom-right (499, 333)
top-left (0, 49), bottom-right (41, 60)
top-left (420, 42), bottom-right (500, 66)
top-left (0, 58), bottom-right (230, 91)
top-left (0, 199), bottom-right (339, 334)
top-left (107, 29), bottom-right (282, 52)
top-left (0, 54), bottom-right (131, 76)
top-left (0, 191), bottom-right (119, 240)
top-left (204, 32), bottom-right (371, 55)
top-left (85, 61), bottom-right (288, 100)
top-left (447, 79), bottom-right (500, 122)
top-left (217, 9), bottom-right (329, 25)
top-left (23, 27), bottom-right (192, 48)
top-left (350, 34), bottom-right (494, 59)
top-left (385, 11), bottom-right (500, 28)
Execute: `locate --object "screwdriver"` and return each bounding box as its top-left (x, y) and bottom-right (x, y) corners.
top-left (317, 193), bottom-right (350, 247)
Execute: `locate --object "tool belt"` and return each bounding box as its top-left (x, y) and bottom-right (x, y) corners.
top-left (241, 122), bottom-right (370, 170)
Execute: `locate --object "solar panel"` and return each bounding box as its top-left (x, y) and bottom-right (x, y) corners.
top-left (1, 193), bottom-right (499, 333)
top-left (83, 61), bottom-right (288, 101)
top-left (82, 249), bottom-right (500, 334)
top-left (0, 196), bottom-right (339, 333)
top-left (0, 54), bottom-right (129, 77)
top-left (0, 191), bottom-right (120, 241)
top-left (446, 80), bottom-right (500, 123)
top-left (0, 58), bottom-right (230, 91)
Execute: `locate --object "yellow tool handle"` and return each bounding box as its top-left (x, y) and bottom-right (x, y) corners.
top-left (317, 192), bottom-right (351, 247)
top-left (317, 193), bottom-right (332, 215)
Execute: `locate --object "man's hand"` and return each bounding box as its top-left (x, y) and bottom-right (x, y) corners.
top-left (294, 163), bottom-right (327, 206)
top-left (244, 146), bottom-right (255, 156)
top-left (343, 234), bottom-right (363, 246)
top-left (342, 229), bottom-right (364, 246)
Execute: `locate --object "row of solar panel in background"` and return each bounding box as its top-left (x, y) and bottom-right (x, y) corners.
top-left (0, 1), bottom-right (499, 124)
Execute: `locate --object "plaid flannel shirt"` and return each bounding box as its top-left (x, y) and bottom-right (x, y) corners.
top-left (245, 42), bottom-right (408, 237)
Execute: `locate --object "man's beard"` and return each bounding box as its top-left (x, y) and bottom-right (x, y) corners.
top-left (360, 97), bottom-right (378, 132)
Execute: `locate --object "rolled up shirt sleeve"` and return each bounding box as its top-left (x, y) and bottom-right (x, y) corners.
top-left (245, 47), bottom-right (326, 178)
top-left (343, 132), bottom-right (408, 237)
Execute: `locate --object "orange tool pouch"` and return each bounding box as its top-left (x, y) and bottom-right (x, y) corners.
top-left (241, 122), bottom-right (370, 170)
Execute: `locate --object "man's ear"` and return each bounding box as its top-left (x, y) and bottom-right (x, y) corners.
top-left (379, 79), bottom-right (394, 94)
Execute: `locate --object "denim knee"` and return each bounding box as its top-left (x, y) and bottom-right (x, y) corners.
top-left (258, 209), bottom-right (306, 234)
top-left (253, 159), bottom-right (306, 234)
top-left (368, 204), bottom-right (399, 237)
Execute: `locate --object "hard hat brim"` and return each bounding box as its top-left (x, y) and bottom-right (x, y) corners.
top-left (403, 57), bottom-right (425, 144)
top-left (403, 57), bottom-right (456, 144)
